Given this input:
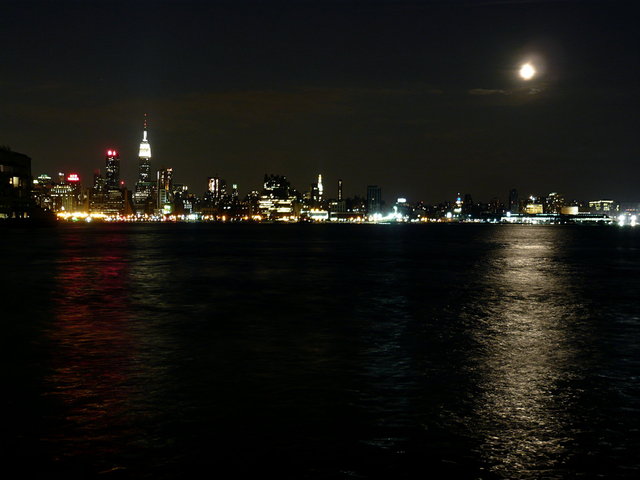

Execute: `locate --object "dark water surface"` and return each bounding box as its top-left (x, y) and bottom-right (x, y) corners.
top-left (2, 223), bottom-right (639, 478)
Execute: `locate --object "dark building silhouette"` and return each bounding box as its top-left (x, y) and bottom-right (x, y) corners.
top-left (366, 185), bottom-right (382, 215)
top-left (508, 188), bottom-right (519, 213)
top-left (0, 147), bottom-right (31, 219)
top-left (105, 149), bottom-right (120, 189)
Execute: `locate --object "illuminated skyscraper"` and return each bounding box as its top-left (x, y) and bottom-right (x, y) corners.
top-left (207, 176), bottom-right (224, 202)
top-left (338, 179), bottom-right (343, 201)
top-left (157, 168), bottom-right (173, 212)
top-left (105, 149), bottom-right (120, 188)
top-left (138, 114), bottom-right (152, 182)
top-left (134, 115), bottom-right (154, 214)
top-left (311, 174), bottom-right (323, 204)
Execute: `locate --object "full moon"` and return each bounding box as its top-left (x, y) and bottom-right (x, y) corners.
top-left (519, 62), bottom-right (536, 80)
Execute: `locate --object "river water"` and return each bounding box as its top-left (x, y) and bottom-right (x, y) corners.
top-left (2, 223), bottom-right (639, 478)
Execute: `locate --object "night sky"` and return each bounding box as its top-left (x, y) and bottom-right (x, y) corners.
top-left (1, 0), bottom-right (638, 203)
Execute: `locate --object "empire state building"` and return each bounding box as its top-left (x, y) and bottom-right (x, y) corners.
top-left (134, 114), bottom-right (153, 214)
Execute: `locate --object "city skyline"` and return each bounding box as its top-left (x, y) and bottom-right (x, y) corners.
top-left (1, 0), bottom-right (638, 202)
top-left (24, 113), bottom-right (636, 207)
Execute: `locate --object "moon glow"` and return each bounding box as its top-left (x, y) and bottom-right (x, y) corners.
top-left (519, 63), bottom-right (536, 80)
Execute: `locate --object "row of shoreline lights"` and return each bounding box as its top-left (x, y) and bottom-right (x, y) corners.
top-left (54, 210), bottom-right (639, 226)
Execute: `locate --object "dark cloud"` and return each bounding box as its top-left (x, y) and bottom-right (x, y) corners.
top-left (469, 88), bottom-right (510, 95)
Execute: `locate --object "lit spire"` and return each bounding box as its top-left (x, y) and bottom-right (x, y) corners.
top-left (139, 113), bottom-right (152, 158)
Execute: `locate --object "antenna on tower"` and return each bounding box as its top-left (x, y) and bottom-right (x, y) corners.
top-left (142, 113), bottom-right (149, 143)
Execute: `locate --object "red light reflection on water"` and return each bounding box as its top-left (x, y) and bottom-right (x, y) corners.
top-left (45, 232), bottom-right (138, 469)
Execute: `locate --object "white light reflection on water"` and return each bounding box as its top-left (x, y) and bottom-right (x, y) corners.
top-left (471, 228), bottom-right (584, 479)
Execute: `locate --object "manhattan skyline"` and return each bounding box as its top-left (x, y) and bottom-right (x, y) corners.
top-left (1, 0), bottom-right (638, 203)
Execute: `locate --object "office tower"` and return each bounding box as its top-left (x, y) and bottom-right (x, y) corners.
top-left (259, 174), bottom-right (296, 220)
top-left (263, 174), bottom-right (291, 198)
top-left (105, 149), bottom-right (120, 189)
top-left (31, 174), bottom-right (53, 211)
top-left (157, 168), bottom-right (173, 210)
top-left (338, 179), bottom-right (343, 201)
top-left (207, 176), bottom-right (223, 202)
top-left (310, 174), bottom-right (323, 204)
top-left (95, 149), bottom-right (125, 215)
top-left (366, 185), bottom-right (382, 214)
top-left (51, 173), bottom-right (81, 212)
top-left (51, 183), bottom-right (77, 212)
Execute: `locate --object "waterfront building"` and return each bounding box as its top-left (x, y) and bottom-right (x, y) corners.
top-left (32, 174), bottom-right (54, 211)
top-left (589, 199), bottom-right (619, 215)
top-left (394, 197), bottom-right (411, 221)
top-left (50, 173), bottom-right (81, 212)
top-left (259, 174), bottom-right (299, 220)
top-left (561, 206), bottom-right (579, 215)
top-left (0, 147), bottom-right (31, 219)
top-left (525, 203), bottom-right (544, 214)
top-left (51, 184), bottom-right (76, 212)
top-left (545, 192), bottom-right (565, 214)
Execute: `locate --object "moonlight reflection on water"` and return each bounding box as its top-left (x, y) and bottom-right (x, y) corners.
top-left (2, 224), bottom-right (639, 478)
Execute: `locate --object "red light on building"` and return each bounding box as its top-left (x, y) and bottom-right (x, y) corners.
top-left (67, 173), bottom-right (80, 182)
top-left (107, 149), bottom-right (118, 157)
